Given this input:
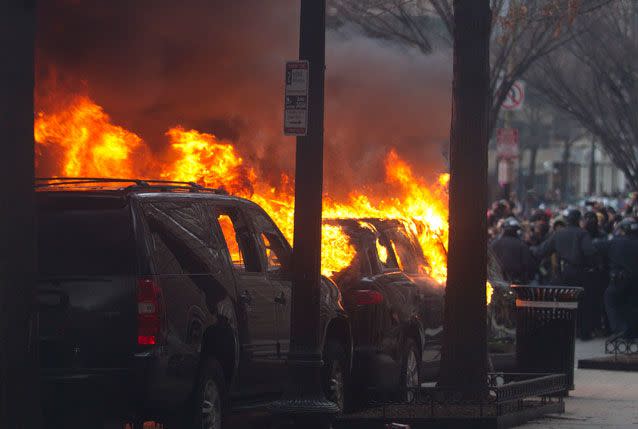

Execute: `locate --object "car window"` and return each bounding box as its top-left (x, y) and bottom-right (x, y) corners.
top-left (218, 214), bottom-right (244, 268)
top-left (250, 209), bottom-right (291, 273)
top-left (385, 227), bottom-right (423, 275)
top-left (376, 235), bottom-right (399, 271)
top-left (142, 201), bottom-right (220, 275)
top-left (214, 206), bottom-right (262, 273)
top-left (261, 233), bottom-right (283, 271)
top-left (37, 201), bottom-right (137, 276)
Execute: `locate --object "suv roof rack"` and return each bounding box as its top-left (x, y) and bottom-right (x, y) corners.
top-left (35, 177), bottom-right (229, 195)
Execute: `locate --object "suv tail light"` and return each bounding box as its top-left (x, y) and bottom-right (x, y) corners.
top-left (347, 289), bottom-right (384, 306)
top-left (137, 277), bottom-right (163, 346)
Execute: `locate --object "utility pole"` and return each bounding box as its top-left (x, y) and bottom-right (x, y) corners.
top-left (270, 1), bottom-right (338, 428)
top-left (439, 0), bottom-right (491, 398)
top-left (0, 1), bottom-right (39, 428)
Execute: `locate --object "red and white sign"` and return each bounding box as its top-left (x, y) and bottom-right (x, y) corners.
top-left (496, 128), bottom-right (519, 160)
top-left (502, 80), bottom-right (526, 111)
top-left (284, 61), bottom-right (309, 136)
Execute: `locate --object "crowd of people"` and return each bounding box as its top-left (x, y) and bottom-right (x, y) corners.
top-left (488, 192), bottom-right (638, 341)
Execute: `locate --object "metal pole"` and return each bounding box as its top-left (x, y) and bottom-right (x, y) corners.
top-left (270, 1), bottom-right (338, 427)
top-left (0, 0), bottom-right (39, 427)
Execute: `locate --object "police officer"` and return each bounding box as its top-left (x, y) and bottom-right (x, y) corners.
top-left (490, 217), bottom-right (537, 284)
top-left (584, 211), bottom-right (608, 335)
top-left (600, 217), bottom-right (638, 338)
top-left (533, 209), bottom-right (596, 339)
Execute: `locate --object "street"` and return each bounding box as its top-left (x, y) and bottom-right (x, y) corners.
top-left (3, 1), bottom-right (638, 428)
top-left (522, 340), bottom-right (638, 429)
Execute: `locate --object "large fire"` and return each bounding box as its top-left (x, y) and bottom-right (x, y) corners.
top-left (34, 95), bottom-right (450, 282)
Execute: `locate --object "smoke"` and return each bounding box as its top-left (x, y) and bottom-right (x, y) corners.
top-left (36, 0), bottom-right (452, 195)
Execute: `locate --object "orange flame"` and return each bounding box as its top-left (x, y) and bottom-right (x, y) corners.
top-left (35, 96), bottom-right (145, 178)
top-left (162, 127), bottom-right (256, 195)
top-left (35, 95), bottom-right (449, 282)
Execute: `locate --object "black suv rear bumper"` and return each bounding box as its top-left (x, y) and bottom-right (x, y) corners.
top-left (40, 356), bottom-right (152, 422)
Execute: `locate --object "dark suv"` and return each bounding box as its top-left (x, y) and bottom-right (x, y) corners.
top-left (325, 218), bottom-right (516, 400)
top-left (36, 179), bottom-right (351, 429)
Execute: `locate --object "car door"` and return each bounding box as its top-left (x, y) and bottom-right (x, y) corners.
top-left (140, 199), bottom-right (224, 400)
top-left (248, 208), bottom-right (293, 390)
top-left (210, 203), bottom-right (280, 395)
top-left (384, 225), bottom-right (444, 372)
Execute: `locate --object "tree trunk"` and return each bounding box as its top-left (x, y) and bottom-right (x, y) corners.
top-left (589, 140), bottom-right (597, 195)
top-left (527, 144), bottom-right (539, 191)
top-left (0, 1), bottom-right (39, 428)
top-left (438, 0), bottom-right (490, 397)
top-left (560, 140), bottom-right (573, 201)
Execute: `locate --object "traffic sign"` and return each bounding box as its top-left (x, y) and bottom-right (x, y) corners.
top-left (496, 128), bottom-right (519, 160)
top-left (284, 61), bottom-right (309, 136)
top-left (502, 80), bottom-right (526, 111)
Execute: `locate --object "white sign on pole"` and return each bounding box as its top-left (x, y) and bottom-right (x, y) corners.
top-left (502, 80), bottom-right (526, 111)
top-left (284, 61), bottom-right (309, 136)
top-left (496, 128), bottom-right (520, 160)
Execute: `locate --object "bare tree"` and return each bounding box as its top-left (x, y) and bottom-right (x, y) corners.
top-left (530, 0), bottom-right (638, 190)
top-left (515, 88), bottom-right (552, 191)
top-left (331, 0), bottom-right (613, 136)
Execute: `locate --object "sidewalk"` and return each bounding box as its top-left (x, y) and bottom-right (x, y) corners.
top-left (521, 339), bottom-right (638, 428)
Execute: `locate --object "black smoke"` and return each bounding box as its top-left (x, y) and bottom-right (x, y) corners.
top-left (37, 0), bottom-right (452, 195)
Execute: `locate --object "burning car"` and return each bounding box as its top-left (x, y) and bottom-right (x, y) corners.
top-left (324, 218), bottom-right (516, 401)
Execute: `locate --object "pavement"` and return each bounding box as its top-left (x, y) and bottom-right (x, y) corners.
top-left (135, 339), bottom-right (637, 429)
top-left (520, 338), bottom-right (638, 429)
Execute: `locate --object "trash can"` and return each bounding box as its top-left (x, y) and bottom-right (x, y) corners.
top-left (512, 285), bottom-right (583, 392)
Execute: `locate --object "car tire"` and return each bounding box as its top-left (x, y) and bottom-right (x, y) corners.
top-left (322, 340), bottom-right (349, 413)
top-left (399, 338), bottom-right (421, 403)
top-left (190, 358), bottom-right (226, 429)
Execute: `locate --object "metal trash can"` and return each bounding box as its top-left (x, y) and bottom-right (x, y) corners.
top-left (512, 285), bottom-right (583, 391)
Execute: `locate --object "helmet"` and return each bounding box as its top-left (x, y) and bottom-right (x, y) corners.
top-left (619, 217), bottom-right (638, 236)
top-left (502, 217), bottom-right (521, 236)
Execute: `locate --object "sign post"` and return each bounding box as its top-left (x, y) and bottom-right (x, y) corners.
top-left (496, 128), bottom-right (519, 195)
top-left (496, 128), bottom-right (520, 159)
top-left (271, 1), bottom-right (338, 428)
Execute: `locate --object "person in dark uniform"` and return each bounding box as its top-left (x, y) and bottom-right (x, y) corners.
top-left (490, 217), bottom-right (537, 284)
top-left (583, 211), bottom-right (608, 335)
top-left (533, 209), bottom-right (596, 339)
top-left (599, 217), bottom-right (638, 338)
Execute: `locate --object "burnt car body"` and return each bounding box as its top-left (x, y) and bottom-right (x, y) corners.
top-left (36, 181), bottom-right (351, 427)
top-left (326, 218), bottom-right (516, 396)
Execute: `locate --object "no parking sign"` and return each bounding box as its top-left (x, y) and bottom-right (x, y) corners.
top-left (502, 80), bottom-right (526, 111)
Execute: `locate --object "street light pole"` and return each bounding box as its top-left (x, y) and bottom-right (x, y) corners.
top-left (270, 0), bottom-right (338, 427)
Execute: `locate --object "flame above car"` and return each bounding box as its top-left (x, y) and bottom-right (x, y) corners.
top-left (35, 94), bottom-right (450, 282)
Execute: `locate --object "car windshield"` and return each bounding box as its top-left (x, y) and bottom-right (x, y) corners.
top-left (37, 197), bottom-right (137, 276)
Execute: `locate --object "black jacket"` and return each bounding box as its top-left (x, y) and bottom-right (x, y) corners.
top-left (490, 235), bottom-right (537, 283)
top-left (597, 235), bottom-right (638, 278)
top-left (533, 226), bottom-right (595, 268)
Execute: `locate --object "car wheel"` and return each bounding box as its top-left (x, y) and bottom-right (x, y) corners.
top-left (322, 340), bottom-right (348, 412)
top-left (400, 338), bottom-right (421, 403)
top-left (191, 358), bottom-right (226, 429)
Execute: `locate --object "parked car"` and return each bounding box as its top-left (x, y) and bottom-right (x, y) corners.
top-left (36, 178), bottom-right (352, 428)
top-left (324, 218), bottom-right (516, 401)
